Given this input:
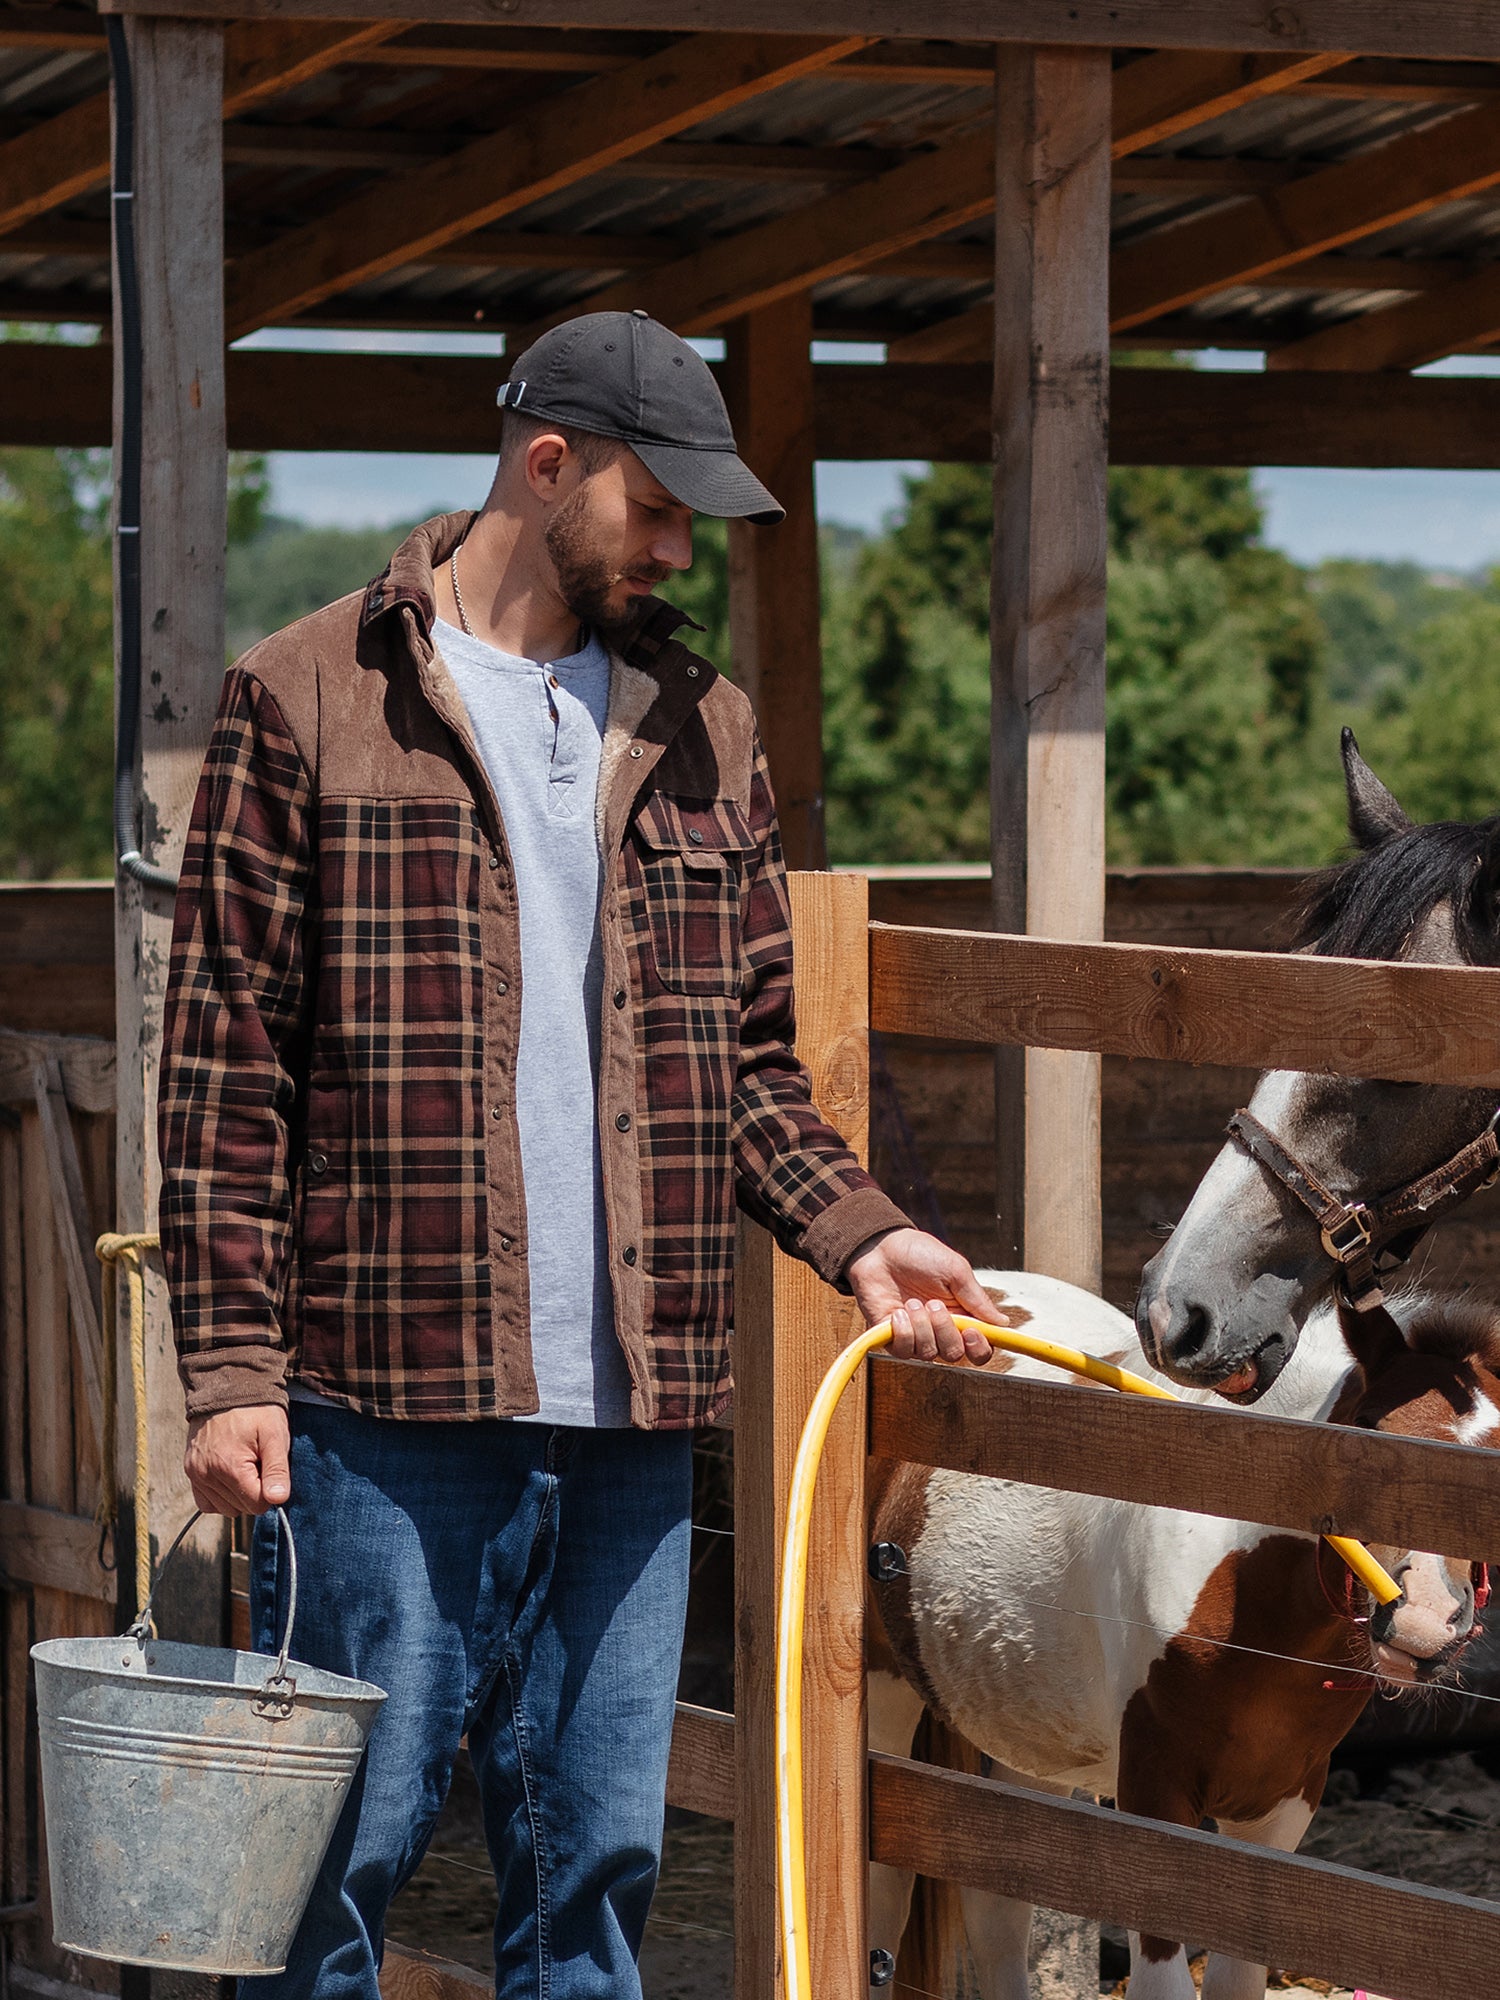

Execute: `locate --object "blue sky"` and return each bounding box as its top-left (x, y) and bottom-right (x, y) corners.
top-left (242, 330), bottom-right (1500, 572)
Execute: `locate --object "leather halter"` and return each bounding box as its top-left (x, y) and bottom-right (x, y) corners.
top-left (1226, 1105), bottom-right (1500, 1312)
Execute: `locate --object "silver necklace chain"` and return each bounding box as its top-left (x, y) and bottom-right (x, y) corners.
top-left (450, 545), bottom-right (473, 636)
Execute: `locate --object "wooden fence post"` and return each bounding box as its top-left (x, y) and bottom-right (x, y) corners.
top-left (724, 293), bottom-right (826, 869)
top-left (111, 16), bottom-right (229, 1648)
top-left (990, 42), bottom-right (1110, 1294)
top-left (735, 872), bottom-right (871, 2000)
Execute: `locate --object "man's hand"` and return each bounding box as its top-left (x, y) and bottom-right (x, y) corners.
top-left (184, 1405), bottom-right (292, 1516)
top-left (844, 1227), bottom-right (998, 1365)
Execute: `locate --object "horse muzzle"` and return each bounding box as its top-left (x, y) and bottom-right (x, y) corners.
top-left (1369, 1558), bottom-right (1480, 1683)
top-left (1136, 1283), bottom-right (1295, 1402)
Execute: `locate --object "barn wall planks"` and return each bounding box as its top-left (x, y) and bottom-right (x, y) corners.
top-left (868, 1357), bottom-right (1500, 1558)
top-left (0, 1072), bottom-right (119, 1982)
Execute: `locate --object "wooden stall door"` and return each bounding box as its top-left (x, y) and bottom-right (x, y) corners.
top-left (0, 1031), bottom-right (120, 1990)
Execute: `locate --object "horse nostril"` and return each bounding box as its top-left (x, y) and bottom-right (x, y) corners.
top-left (1171, 1302), bottom-right (1214, 1361)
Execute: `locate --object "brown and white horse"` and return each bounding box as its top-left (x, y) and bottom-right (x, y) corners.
top-left (868, 1272), bottom-right (1500, 1999)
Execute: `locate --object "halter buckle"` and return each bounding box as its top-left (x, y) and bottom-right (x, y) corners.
top-left (1320, 1204), bottom-right (1373, 1264)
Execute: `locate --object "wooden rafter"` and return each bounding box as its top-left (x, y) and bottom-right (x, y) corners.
top-left (1111, 99), bottom-right (1500, 329)
top-left (220, 124), bottom-right (911, 180)
top-left (1266, 262), bottom-right (1500, 370)
top-left (512, 126), bottom-right (994, 341)
top-left (0, 19), bottom-right (408, 237)
top-left (1110, 51), bottom-right (1350, 153)
top-left (221, 34), bottom-right (870, 339)
top-left (513, 48), bottom-right (1351, 344)
top-left (889, 249), bottom-right (1479, 365)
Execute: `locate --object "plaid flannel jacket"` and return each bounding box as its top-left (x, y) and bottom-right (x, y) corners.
top-left (159, 512), bottom-right (908, 1428)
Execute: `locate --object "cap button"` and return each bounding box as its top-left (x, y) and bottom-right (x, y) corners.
top-left (631, 308), bottom-right (649, 319)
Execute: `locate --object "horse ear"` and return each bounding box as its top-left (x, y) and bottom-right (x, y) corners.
top-left (1342, 727), bottom-right (1411, 850)
top-left (1336, 1295), bottom-right (1408, 1380)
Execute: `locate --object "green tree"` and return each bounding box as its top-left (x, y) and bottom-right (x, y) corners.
top-left (0, 447), bottom-right (279, 879)
top-left (1356, 578), bottom-right (1500, 825)
top-left (818, 458), bottom-right (1344, 867)
top-left (0, 448), bottom-right (115, 878)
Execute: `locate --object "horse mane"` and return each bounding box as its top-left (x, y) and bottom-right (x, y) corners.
top-left (1396, 1293), bottom-right (1500, 1375)
top-left (1287, 816), bottom-right (1500, 964)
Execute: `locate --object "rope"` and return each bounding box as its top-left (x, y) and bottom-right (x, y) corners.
top-left (95, 1230), bottom-right (160, 1619)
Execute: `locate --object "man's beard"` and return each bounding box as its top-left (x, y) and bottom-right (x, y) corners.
top-left (544, 483), bottom-right (671, 646)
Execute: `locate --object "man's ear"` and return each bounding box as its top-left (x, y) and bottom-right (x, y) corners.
top-left (1342, 726), bottom-right (1411, 851)
top-left (524, 431), bottom-right (572, 501)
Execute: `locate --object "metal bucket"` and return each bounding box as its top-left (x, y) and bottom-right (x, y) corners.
top-left (32, 1509), bottom-right (386, 1975)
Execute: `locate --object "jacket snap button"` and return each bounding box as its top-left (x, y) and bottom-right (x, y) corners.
top-left (488, 849), bottom-right (500, 869)
top-left (495, 980), bottom-right (509, 995)
top-left (613, 987), bottom-right (627, 1009)
top-left (491, 1105), bottom-right (503, 1121)
top-left (688, 827), bottom-right (704, 845)
top-left (686, 664), bottom-right (700, 678)
top-left (622, 1245), bottom-right (638, 1267)
top-left (629, 745), bottom-right (644, 759)
top-left (308, 1152), bottom-right (329, 1175)
top-left (500, 1236), bottom-right (513, 1253)
top-left (616, 1112), bottom-right (631, 1132)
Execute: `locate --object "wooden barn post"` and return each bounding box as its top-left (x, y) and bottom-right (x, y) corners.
top-left (990, 44), bottom-right (1110, 1289)
top-left (734, 872), bottom-right (871, 2000)
top-left (724, 292), bottom-right (826, 869)
top-left (111, 16), bottom-right (229, 1643)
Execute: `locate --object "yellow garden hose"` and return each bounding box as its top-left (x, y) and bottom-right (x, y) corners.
top-left (96, 1229), bottom-right (161, 1619)
top-left (774, 1315), bottom-right (1401, 2000)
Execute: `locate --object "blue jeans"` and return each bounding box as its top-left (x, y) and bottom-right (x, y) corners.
top-left (245, 1403), bottom-right (693, 2000)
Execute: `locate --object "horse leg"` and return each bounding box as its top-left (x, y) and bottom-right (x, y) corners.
top-left (867, 1669), bottom-right (926, 1974)
top-left (1199, 1795), bottom-right (1316, 2000)
top-left (1114, 1761), bottom-right (1202, 2000)
top-left (957, 1764), bottom-right (1073, 2000)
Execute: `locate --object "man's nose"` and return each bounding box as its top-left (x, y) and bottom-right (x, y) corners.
top-left (653, 517), bottom-right (693, 572)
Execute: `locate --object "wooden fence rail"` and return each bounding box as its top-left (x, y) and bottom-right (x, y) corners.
top-left (870, 1355), bottom-right (1500, 1559)
top-left (870, 923), bottom-right (1500, 1084)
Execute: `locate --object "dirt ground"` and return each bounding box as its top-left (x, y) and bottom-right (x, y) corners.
top-left (386, 1745), bottom-right (1500, 1997)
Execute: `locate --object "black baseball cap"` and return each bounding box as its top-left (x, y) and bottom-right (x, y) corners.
top-left (499, 310), bottom-right (784, 525)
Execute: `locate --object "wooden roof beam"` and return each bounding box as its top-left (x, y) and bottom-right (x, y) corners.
top-left (84, 0), bottom-right (1500, 65)
top-left (11, 343), bottom-right (1500, 467)
top-left (0, 19), bottom-right (408, 237)
top-left (1267, 262), bottom-right (1500, 370)
top-left (512, 125), bottom-right (994, 342)
top-left (222, 33), bottom-right (871, 340)
top-left (1111, 98), bottom-right (1500, 330)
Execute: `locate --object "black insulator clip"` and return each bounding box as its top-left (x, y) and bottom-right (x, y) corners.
top-left (868, 1541), bottom-right (908, 1584)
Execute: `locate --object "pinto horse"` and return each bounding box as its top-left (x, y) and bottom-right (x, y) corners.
top-left (869, 1272), bottom-right (1500, 2000)
top-left (1138, 727), bottom-right (1500, 1400)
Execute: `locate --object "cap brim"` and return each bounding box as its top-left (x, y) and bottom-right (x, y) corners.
top-left (633, 440), bottom-right (785, 525)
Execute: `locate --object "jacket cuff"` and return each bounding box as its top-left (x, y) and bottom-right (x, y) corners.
top-left (798, 1185), bottom-right (912, 1291)
top-left (178, 1342), bottom-right (289, 1419)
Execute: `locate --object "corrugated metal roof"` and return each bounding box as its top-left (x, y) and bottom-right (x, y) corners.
top-left (2, 15), bottom-right (1500, 358)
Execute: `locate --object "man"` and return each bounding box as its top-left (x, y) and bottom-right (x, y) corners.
top-left (159, 309), bottom-right (997, 1999)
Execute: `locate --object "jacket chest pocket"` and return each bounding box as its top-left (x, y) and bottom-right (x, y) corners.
top-left (634, 793), bottom-right (757, 998)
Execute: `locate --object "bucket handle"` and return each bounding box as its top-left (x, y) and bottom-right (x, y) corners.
top-left (125, 1507), bottom-right (300, 1719)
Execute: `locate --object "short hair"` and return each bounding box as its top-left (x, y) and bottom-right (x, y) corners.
top-left (499, 409), bottom-right (623, 476)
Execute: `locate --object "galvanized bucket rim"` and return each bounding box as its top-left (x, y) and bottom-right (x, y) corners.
top-left (30, 1633), bottom-right (387, 1707)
